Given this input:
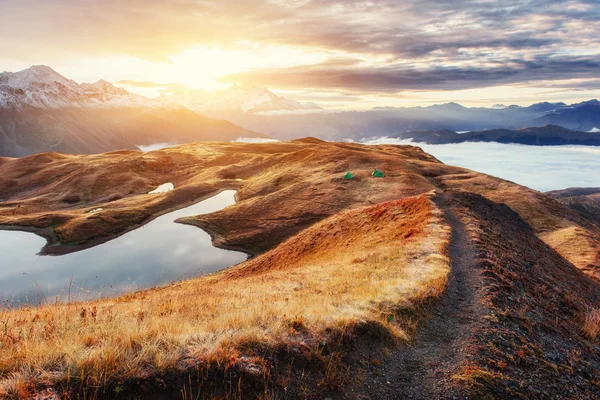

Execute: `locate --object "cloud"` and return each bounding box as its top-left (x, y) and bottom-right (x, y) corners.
top-left (222, 55), bottom-right (600, 92)
top-left (2, 0), bottom-right (600, 97)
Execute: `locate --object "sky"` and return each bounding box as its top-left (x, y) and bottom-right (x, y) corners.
top-left (1, 0), bottom-right (600, 109)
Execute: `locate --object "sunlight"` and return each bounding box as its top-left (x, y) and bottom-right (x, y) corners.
top-left (167, 44), bottom-right (328, 90)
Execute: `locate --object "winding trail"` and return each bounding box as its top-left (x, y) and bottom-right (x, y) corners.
top-left (342, 194), bottom-right (485, 399)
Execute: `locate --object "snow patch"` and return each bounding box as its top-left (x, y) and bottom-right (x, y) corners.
top-left (148, 183), bottom-right (174, 194)
top-left (589, 127), bottom-right (600, 133)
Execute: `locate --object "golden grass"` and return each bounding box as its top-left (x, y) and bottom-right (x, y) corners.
top-left (0, 194), bottom-right (450, 397)
top-left (432, 167), bottom-right (600, 278)
top-left (540, 227), bottom-right (600, 277)
top-left (582, 307), bottom-right (600, 341)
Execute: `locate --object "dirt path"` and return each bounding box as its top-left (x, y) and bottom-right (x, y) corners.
top-left (339, 194), bottom-right (484, 399)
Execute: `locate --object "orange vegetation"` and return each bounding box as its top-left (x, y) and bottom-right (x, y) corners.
top-left (0, 194), bottom-right (450, 398)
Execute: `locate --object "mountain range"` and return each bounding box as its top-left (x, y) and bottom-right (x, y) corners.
top-left (225, 99), bottom-right (600, 141)
top-left (388, 125), bottom-right (600, 146)
top-left (0, 66), bottom-right (263, 157)
top-left (3, 65), bottom-right (600, 156)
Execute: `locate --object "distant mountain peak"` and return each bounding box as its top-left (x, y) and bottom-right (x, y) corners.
top-left (170, 84), bottom-right (322, 114)
top-left (0, 65), bottom-right (77, 90)
top-left (81, 79), bottom-right (129, 96)
top-left (575, 99), bottom-right (600, 107)
top-left (0, 65), bottom-right (165, 109)
top-left (93, 79), bottom-right (112, 87)
top-left (431, 102), bottom-right (467, 110)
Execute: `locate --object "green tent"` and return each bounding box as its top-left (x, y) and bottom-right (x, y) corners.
top-left (372, 169), bottom-right (385, 177)
top-left (342, 172), bottom-right (355, 180)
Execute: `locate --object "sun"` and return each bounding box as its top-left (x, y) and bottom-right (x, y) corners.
top-left (167, 44), bottom-right (327, 91)
top-left (168, 47), bottom-right (249, 90)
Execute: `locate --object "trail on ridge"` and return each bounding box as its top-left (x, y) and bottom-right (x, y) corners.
top-left (342, 194), bottom-right (485, 399)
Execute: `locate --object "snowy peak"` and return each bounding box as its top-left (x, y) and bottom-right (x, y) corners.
top-left (0, 65), bottom-right (159, 109)
top-left (80, 79), bottom-right (129, 99)
top-left (171, 84), bottom-right (322, 115)
top-left (0, 65), bottom-right (78, 90)
top-left (0, 65), bottom-right (322, 114)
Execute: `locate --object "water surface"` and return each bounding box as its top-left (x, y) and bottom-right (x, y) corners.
top-left (0, 190), bottom-right (246, 305)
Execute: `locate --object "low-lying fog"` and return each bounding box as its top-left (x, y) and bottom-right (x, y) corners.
top-left (363, 139), bottom-right (600, 192)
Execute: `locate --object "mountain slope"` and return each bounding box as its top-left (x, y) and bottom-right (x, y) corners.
top-left (211, 98), bottom-right (600, 142)
top-left (0, 65), bottom-right (152, 109)
top-left (547, 187), bottom-right (600, 227)
top-left (0, 66), bottom-right (263, 156)
top-left (535, 101), bottom-right (600, 131)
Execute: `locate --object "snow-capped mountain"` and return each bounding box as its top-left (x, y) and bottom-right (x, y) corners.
top-left (0, 66), bottom-right (264, 157)
top-left (167, 84), bottom-right (322, 115)
top-left (0, 66), bottom-right (322, 115)
top-left (0, 65), bottom-right (78, 90)
top-left (0, 65), bottom-right (159, 109)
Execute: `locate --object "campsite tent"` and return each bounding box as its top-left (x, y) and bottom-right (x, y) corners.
top-left (343, 172), bottom-right (355, 180)
top-left (372, 169), bottom-right (385, 177)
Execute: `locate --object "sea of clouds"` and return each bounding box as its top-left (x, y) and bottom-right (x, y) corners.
top-left (362, 138), bottom-right (600, 192)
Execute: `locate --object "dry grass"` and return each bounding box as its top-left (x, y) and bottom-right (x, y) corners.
top-left (431, 166), bottom-right (600, 278)
top-left (0, 194), bottom-right (450, 397)
top-left (582, 307), bottom-right (600, 340)
top-left (446, 192), bottom-right (600, 398)
top-left (540, 227), bottom-right (600, 279)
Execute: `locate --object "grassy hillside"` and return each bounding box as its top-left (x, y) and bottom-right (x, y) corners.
top-left (0, 140), bottom-right (599, 398)
top-left (0, 194), bottom-right (450, 398)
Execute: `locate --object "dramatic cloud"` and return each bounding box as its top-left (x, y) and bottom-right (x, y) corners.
top-left (1, 0), bottom-right (600, 105)
top-left (222, 55), bottom-right (600, 92)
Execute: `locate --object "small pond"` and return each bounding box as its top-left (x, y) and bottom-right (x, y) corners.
top-left (0, 190), bottom-right (246, 306)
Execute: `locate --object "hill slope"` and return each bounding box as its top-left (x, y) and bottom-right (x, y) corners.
top-left (0, 140), bottom-right (599, 398)
top-left (547, 187), bottom-right (600, 227)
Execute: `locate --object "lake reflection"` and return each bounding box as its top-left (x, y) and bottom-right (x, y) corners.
top-left (0, 190), bottom-right (246, 305)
